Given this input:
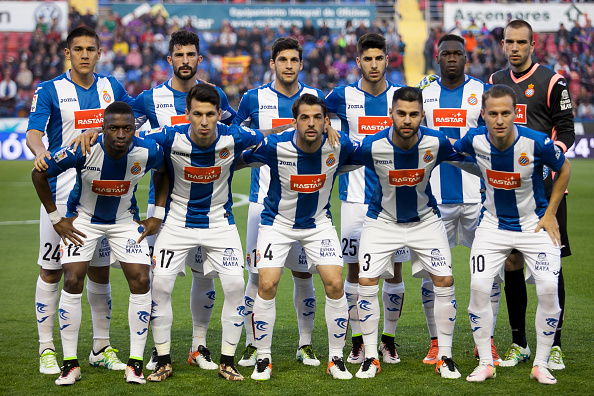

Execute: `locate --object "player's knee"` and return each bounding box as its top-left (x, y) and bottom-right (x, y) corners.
top-left (63, 272), bottom-right (85, 294)
top-left (257, 277), bottom-right (279, 298)
top-left (535, 280), bottom-right (558, 297)
top-left (432, 275), bottom-right (453, 288)
top-left (40, 268), bottom-right (62, 284)
top-left (346, 263), bottom-right (359, 283)
top-left (128, 272), bottom-right (151, 294)
top-left (87, 265), bottom-right (110, 283)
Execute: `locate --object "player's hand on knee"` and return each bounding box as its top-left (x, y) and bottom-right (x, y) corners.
top-left (535, 213), bottom-right (561, 247)
top-left (34, 151), bottom-right (52, 172)
top-left (54, 216), bottom-right (86, 246)
top-left (137, 217), bottom-right (162, 243)
top-left (69, 129), bottom-right (100, 156)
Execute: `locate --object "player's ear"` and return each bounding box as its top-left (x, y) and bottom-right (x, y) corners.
top-left (185, 108), bottom-right (190, 120)
top-left (97, 47), bottom-right (102, 60)
top-left (480, 108), bottom-right (485, 119)
top-left (299, 60), bottom-right (303, 72)
top-left (355, 56), bottom-right (361, 68)
top-left (292, 118), bottom-right (298, 130)
top-left (269, 58), bottom-right (275, 70)
top-left (167, 55), bottom-right (173, 66)
top-left (64, 47), bottom-right (70, 60)
top-left (389, 107), bottom-right (392, 117)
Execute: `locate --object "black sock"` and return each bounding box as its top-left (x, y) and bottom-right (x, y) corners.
top-left (504, 268), bottom-right (527, 348)
top-left (553, 268), bottom-right (565, 347)
top-left (157, 354), bottom-right (171, 365)
top-left (220, 354), bottom-right (234, 365)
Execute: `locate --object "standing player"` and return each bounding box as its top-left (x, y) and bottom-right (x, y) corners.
top-left (244, 94), bottom-right (356, 381)
top-left (348, 87), bottom-right (479, 379)
top-left (146, 84), bottom-right (279, 382)
top-left (26, 26), bottom-right (133, 375)
top-left (325, 33), bottom-right (406, 365)
top-left (420, 34), bottom-right (501, 365)
top-left (458, 85), bottom-right (570, 384)
top-left (233, 37), bottom-right (325, 367)
top-left (31, 101), bottom-right (164, 385)
top-left (490, 20), bottom-right (575, 369)
top-left (133, 29), bottom-right (237, 372)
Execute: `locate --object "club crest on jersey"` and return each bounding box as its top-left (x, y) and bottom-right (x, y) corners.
top-left (388, 169), bottom-right (425, 186)
top-left (184, 166), bottom-right (221, 183)
top-left (290, 174), bottom-right (327, 193)
top-left (518, 153), bottom-right (530, 166)
top-left (102, 90), bottom-right (112, 103)
top-left (151, 254), bottom-right (157, 269)
top-left (423, 150), bottom-right (434, 163)
top-left (524, 84), bottom-right (535, 98)
top-left (467, 93), bottom-right (478, 105)
top-left (91, 180), bottom-right (131, 196)
top-left (219, 148), bottom-right (230, 159)
top-left (358, 116), bottom-right (392, 135)
top-left (255, 250), bottom-right (261, 264)
top-left (130, 162), bottom-right (142, 175)
top-left (433, 108), bottom-right (467, 127)
top-left (246, 253), bottom-right (252, 267)
top-left (430, 249), bottom-right (447, 267)
top-left (486, 169), bottom-right (521, 190)
top-left (535, 252), bottom-right (550, 272)
top-left (222, 248), bottom-right (239, 267)
top-left (326, 153), bottom-right (336, 166)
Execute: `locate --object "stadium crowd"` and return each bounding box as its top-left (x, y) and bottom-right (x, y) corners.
top-left (1, 5), bottom-right (594, 120)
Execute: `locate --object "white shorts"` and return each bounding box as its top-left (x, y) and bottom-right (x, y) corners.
top-left (146, 203), bottom-right (205, 273)
top-left (245, 202), bottom-right (307, 274)
top-left (152, 223), bottom-right (244, 278)
top-left (359, 215), bottom-right (452, 279)
top-left (38, 204), bottom-right (110, 269)
top-left (470, 226), bottom-right (561, 284)
top-left (59, 215), bottom-right (150, 266)
top-left (255, 223), bottom-right (342, 272)
top-left (438, 203), bottom-right (480, 248)
top-left (341, 201), bottom-right (410, 264)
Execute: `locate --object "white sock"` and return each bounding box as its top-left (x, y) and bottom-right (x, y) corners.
top-left (490, 282), bottom-right (501, 335)
top-left (325, 295), bottom-right (348, 358)
top-left (36, 276), bottom-right (58, 354)
top-left (357, 284), bottom-right (380, 360)
top-left (190, 272), bottom-right (215, 350)
top-left (534, 281), bottom-right (561, 367)
top-left (468, 277), bottom-right (494, 366)
top-left (421, 278), bottom-right (437, 338)
top-left (243, 272), bottom-right (259, 347)
top-left (344, 280), bottom-right (361, 336)
top-left (434, 285), bottom-right (456, 359)
top-left (219, 274), bottom-right (245, 357)
top-left (86, 279), bottom-right (111, 352)
top-left (150, 274), bottom-right (177, 355)
top-left (252, 294), bottom-right (275, 361)
top-left (293, 276), bottom-right (316, 347)
top-left (382, 281), bottom-right (405, 336)
top-left (129, 291), bottom-right (151, 359)
top-left (59, 290), bottom-right (82, 359)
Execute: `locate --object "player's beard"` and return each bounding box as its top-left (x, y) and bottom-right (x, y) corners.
top-left (174, 65), bottom-right (197, 81)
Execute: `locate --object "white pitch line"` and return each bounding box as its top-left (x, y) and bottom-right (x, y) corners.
top-left (0, 193), bottom-right (251, 226)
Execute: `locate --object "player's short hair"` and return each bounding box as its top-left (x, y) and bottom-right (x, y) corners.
top-left (271, 37), bottom-right (302, 61)
top-left (437, 34), bottom-right (465, 48)
top-left (392, 86), bottom-right (423, 107)
top-left (357, 33), bottom-right (387, 56)
top-left (169, 30), bottom-right (200, 55)
top-left (103, 101), bottom-right (135, 123)
top-left (482, 84), bottom-right (517, 109)
top-left (504, 19), bottom-right (534, 42)
top-left (67, 26), bottom-right (99, 48)
top-left (292, 94), bottom-right (327, 119)
top-left (186, 83), bottom-right (221, 110)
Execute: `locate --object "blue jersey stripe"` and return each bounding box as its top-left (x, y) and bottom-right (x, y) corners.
top-left (394, 146), bottom-right (421, 222)
top-left (295, 148), bottom-right (322, 229)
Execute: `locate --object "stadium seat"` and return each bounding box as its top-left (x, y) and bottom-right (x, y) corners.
top-left (21, 32), bottom-right (33, 48)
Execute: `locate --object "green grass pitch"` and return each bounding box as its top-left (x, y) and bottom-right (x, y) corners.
top-left (0, 159), bottom-right (593, 395)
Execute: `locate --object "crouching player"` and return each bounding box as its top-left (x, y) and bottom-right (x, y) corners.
top-left (31, 102), bottom-right (164, 385)
top-left (456, 85), bottom-right (571, 384)
top-left (243, 94), bottom-right (357, 380)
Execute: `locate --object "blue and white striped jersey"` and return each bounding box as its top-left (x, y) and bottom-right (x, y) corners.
top-left (45, 135), bottom-right (163, 224)
top-left (27, 71), bottom-right (134, 204)
top-left (422, 76), bottom-right (490, 204)
top-left (145, 123), bottom-right (263, 228)
top-left (133, 79), bottom-right (237, 205)
top-left (348, 126), bottom-right (472, 223)
top-left (243, 129), bottom-right (358, 229)
top-left (325, 79), bottom-right (404, 204)
top-left (454, 125), bottom-right (566, 232)
top-left (233, 81), bottom-right (324, 204)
